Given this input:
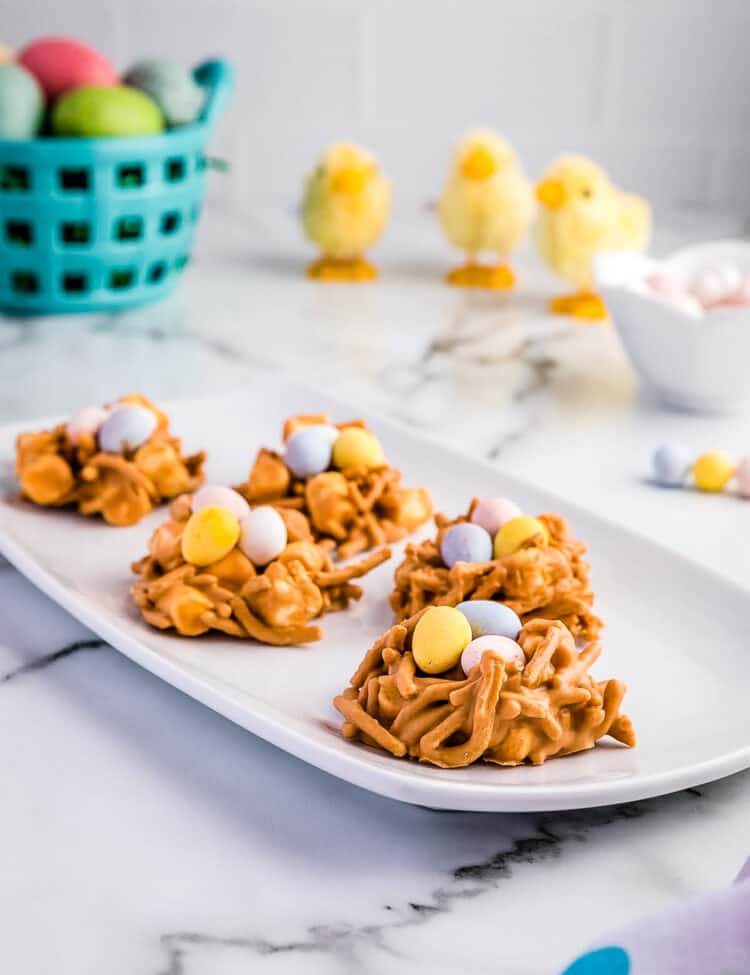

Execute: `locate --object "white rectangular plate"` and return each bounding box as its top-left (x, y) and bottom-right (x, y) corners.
top-left (2, 379), bottom-right (749, 812)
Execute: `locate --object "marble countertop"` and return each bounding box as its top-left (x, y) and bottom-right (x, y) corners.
top-left (2, 207), bottom-right (749, 974)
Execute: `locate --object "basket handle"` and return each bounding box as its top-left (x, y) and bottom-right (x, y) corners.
top-left (194, 59), bottom-right (234, 129)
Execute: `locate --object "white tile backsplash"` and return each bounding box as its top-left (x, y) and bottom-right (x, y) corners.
top-left (6, 0), bottom-right (750, 216)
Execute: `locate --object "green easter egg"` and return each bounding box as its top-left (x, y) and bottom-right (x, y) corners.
top-left (0, 64), bottom-right (44, 138)
top-left (51, 85), bottom-right (165, 137)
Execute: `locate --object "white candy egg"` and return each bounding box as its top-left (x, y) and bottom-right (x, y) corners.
top-left (66, 405), bottom-right (108, 444)
top-left (192, 484), bottom-right (250, 521)
top-left (239, 506), bottom-right (288, 566)
top-left (461, 635), bottom-right (525, 677)
top-left (715, 262), bottom-right (743, 298)
top-left (97, 404), bottom-right (157, 453)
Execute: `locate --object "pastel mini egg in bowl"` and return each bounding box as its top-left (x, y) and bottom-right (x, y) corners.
top-left (595, 241), bottom-right (750, 414)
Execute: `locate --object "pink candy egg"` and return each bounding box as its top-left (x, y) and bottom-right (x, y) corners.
top-left (736, 458), bottom-right (750, 499)
top-left (470, 496), bottom-right (522, 536)
top-left (461, 634), bottom-right (525, 677)
top-left (18, 36), bottom-right (117, 98)
top-left (646, 272), bottom-right (682, 297)
top-left (192, 485), bottom-right (250, 521)
top-left (66, 405), bottom-right (108, 444)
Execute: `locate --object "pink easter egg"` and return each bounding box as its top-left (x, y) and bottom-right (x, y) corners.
top-left (461, 634), bottom-right (525, 677)
top-left (733, 279), bottom-right (750, 306)
top-left (736, 457), bottom-right (750, 499)
top-left (18, 36), bottom-right (117, 98)
top-left (66, 405), bottom-right (108, 444)
top-left (192, 485), bottom-right (250, 521)
top-left (470, 496), bottom-right (522, 536)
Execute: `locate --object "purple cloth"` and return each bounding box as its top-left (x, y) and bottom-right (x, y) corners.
top-left (560, 859), bottom-right (750, 975)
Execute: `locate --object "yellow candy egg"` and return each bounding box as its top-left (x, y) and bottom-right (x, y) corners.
top-left (412, 606), bottom-right (473, 675)
top-left (693, 450), bottom-right (735, 493)
top-left (332, 427), bottom-right (385, 470)
top-left (494, 515), bottom-right (548, 559)
top-left (181, 505), bottom-right (240, 567)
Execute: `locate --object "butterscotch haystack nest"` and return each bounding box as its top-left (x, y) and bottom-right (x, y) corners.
top-left (235, 414), bottom-right (433, 560)
top-left (15, 394), bottom-right (205, 526)
top-left (132, 494), bottom-right (390, 645)
top-left (334, 614), bottom-right (635, 768)
top-left (391, 501), bottom-right (602, 640)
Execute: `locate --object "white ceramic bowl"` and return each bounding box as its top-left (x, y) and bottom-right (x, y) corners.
top-left (595, 241), bottom-right (750, 413)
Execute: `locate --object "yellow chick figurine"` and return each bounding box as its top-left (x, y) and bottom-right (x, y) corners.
top-left (438, 128), bottom-right (535, 288)
top-left (301, 142), bottom-right (391, 281)
top-left (535, 155), bottom-right (651, 319)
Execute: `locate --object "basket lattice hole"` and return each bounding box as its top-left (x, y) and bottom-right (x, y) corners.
top-left (147, 262), bottom-right (167, 284)
top-left (59, 168), bottom-right (90, 192)
top-left (5, 221), bottom-right (33, 247)
top-left (165, 157), bottom-right (186, 182)
top-left (117, 164), bottom-right (145, 189)
top-left (109, 268), bottom-right (136, 290)
top-left (61, 222), bottom-right (91, 245)
top-left (62, 272), bottom-right (88, 293)
top-left (174, 255), bottom-right (189, 272)
top-left (114, 216), bottom-right (143, 241)
top-left (0, 166), bottom-right (30, 191)
top-left (11, 271), bottom-right (39, 294)
top-left (160, 211), bottom-right (181, 235)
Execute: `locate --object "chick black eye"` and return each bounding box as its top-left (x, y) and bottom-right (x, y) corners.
top-left (581, 187), bottom-right (592, 199)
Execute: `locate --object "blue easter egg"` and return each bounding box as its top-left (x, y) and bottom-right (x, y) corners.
top-left (560, 946), bottom-right (630, 975)
top-left (284, 426), bottom-right (336, 479)
top-left (455, 600), bottom-right (521, 640)
top-left (0, 64), bottom-right (43, 138)
top-left (652, 443), bottom-right (692, 487)
top-left (440, 522), bottom-right (493, 568)
top-left (98, 404), bottom-right (157, 453)
top-left (124, 60), bottom-right (204, 127)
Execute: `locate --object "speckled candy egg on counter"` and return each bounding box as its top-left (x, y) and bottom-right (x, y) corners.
top-left (455, 600), bottom-right (521, 640)
top-left (412, 606), bottom-right (472, 674)
top-left (52, 85), bottom-right (164, 137)
top-left (97, 404), bottom-right (157, 453)
top-left (0, 63), bottom-right (44, 138)
top-left (284, 425), bottom-right (338, 479)
top-left (693, 450), bottom-right (735, 493)
top-left (192, 485), bottom-right (250, 521)
top-left (440, 522), bottom-right (493, 568)
top-left (461, 635), bottom-right (525, 677)
top-left (651, 443), bottom-right (692, 488)
top-left (18, 36), bottom-right (118, 98)
top-left (239, 506), bottom-right (288, 566)
top-left (736, 457), bottom-right (750, 499)
top-left (124, 60), bottom-right (204, 127)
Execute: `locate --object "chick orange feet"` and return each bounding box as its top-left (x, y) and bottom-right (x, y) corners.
top-left (306, 256), bottom-right (378, 282)
top-left (445, 262), bottom-right (516, 289)
top-left (549, 290), bottom-right (608, 321)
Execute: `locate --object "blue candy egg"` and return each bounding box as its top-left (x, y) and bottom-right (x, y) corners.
top-left (98, 404), bottom-right (157, 453)
top-left (284, 425), bottom-right (336, 479)
top-left (652, 443), bottom-right (692, 487)
top-left (455, 600), bottom-right (521, 640)
top-left (124, 60), bottom-right (204, 127)
top-left (440, 522), bottom-right (492, 568)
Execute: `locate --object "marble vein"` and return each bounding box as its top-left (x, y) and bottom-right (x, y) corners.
top-left (1, 638), bottom-right (105, 684)
top-left (158, 801), bottom-right (652, 974)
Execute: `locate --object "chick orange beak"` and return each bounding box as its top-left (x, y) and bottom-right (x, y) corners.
top-left (331, 166), bottom-right (368, 194)
top-left (536, 178), bottom-right (566, 209)
top-left (460, 146), bottom-right (497, 181)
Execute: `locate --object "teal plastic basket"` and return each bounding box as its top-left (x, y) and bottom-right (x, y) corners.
top-left (0, 59), bottom-right (232, 314)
